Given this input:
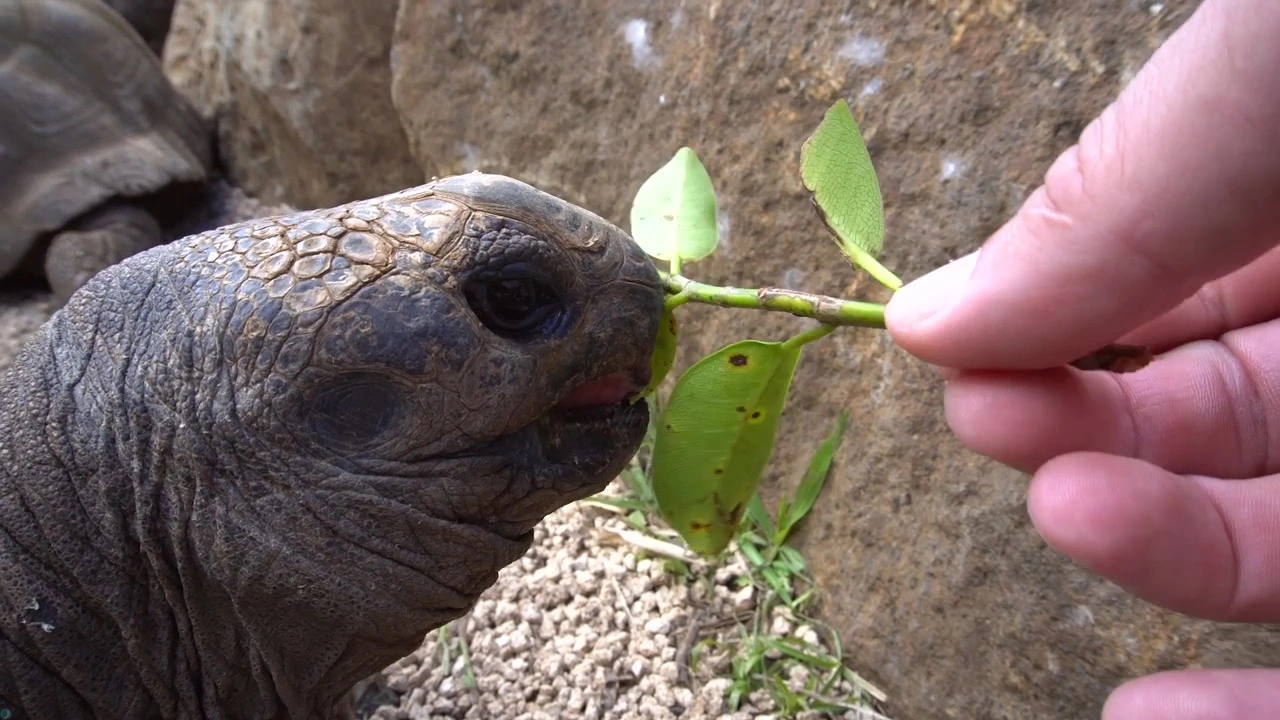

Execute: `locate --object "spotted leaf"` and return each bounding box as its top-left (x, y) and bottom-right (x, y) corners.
top-left (650, 339), bottom-right (804, 555)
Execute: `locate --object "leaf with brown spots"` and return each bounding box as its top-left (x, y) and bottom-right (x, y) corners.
top-left (650, 339), bottom-right (805, 555)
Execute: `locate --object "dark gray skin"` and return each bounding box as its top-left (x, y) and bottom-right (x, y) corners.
top-left (0, 172), bottom-right (663, 719)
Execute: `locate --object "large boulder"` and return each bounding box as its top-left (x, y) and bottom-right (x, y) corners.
top-left (161, 0), bottom-right (421, 207)
top-left (163, 1), bottom-right (1280, 718)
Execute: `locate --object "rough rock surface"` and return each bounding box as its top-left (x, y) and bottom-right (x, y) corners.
top-left (159, 1), bottom-right (1280, 719)
top-left (162, 0), bottom-right (421, 207)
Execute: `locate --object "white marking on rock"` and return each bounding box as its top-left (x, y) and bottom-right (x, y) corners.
top-left (1070, 605), bottom-right (1096, 626)
top-left (940, 155), bottom-right (968, 182)
top-left (869, 334), bottom-right (896, 405)
top-left (716, 209), bottom-right (731, 253)
top-left (860, 76), bottom-right (884, 97)
top-left (837, 34), bottom-right (886, 67)
top-left (781, 267), bottom-right (806, 289)
top-left (622, 18), bottom-right (658, 70)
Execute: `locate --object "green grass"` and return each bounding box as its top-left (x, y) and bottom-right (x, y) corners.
top-left (432, 618), bottom-right (477, 692)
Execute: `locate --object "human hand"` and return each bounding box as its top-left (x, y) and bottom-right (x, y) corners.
top-left (884, 0), bottom-right (1280, 717)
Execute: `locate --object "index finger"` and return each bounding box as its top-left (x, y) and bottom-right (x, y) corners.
top-left (885, 0), bottom-right (1280, 370)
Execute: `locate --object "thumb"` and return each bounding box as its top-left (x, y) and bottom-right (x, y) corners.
top-left (886, 0), bottom-right (1280, 370)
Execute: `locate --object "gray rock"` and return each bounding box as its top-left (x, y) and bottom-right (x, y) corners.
top-left (162, 0), bottom-right (421, 208)
top-left (389, 4), bottom-right (1280, 719)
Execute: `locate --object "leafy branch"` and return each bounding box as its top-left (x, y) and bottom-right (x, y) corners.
top-left (628, 99), bottom-right (1153, 557)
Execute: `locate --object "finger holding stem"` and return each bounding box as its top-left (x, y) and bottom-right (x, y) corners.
top-left (660, 271), bottom-right (1149, 373)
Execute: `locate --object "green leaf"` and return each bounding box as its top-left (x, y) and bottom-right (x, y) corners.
top-left (626, 509), bottom-right (647, 531)
top-left (775, 410), bottom-right (849, 542)
top-left (745, 493), bottom-right (776, 539)
top-left (773, 495), bottom-right (794, 543)
top-left (629, 147), bottom-right (719, 269)
top-left (619, 465), bottom-right (655, 508)
top-left (800, 99), bottom-right (902, 291)
top-left (650, 339), bottom-right (805, 555)
top-left (777, 545), bottom-right (808, 574)
top-left (638, 306), bottom-right (679, 401)
top-left (740, 539), bottom-right (766, 567)
top-left (800, 100), bottom-right (883, 255)
top-left (761, 565), bottom-right (789, 596)
top-left (761, 637), bottom-right (839, 669)
top-left (660, 558), bottom-right (690, 577)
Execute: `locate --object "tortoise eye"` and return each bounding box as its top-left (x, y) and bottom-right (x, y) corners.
top-left (464, 263), bottom-right (566, 339)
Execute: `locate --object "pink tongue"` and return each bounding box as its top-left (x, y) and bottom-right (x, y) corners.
top-left (557, 371), bottom-right (634, 409)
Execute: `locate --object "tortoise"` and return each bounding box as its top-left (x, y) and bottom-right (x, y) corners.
top-left (0, 0), bottom-right (213, 305)
top-left (0, 171), bottom-right (664, 719)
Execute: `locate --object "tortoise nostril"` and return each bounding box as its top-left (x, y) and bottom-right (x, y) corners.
top-left (307, 374), bottom-right (409, 448)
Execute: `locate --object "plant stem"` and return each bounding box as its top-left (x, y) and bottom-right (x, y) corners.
top-left (842, 245), bottom-right (903, 292)
top-left (782, 323), bottom-right (836, 351)
top-left (663, 288), bottom-right (693, 311)
top-left (661, 273), bottom-right (886, 328)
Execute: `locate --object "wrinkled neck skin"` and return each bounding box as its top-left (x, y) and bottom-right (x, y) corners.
top-left (0, 249), bottom-right (528, 720)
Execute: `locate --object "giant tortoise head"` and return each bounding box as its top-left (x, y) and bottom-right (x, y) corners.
top-left (0, 172), bottom-right (664, 718)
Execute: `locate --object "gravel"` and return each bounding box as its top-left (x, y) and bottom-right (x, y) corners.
top-left (362, 492), bottom-right (890, 720)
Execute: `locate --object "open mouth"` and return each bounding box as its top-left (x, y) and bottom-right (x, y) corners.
top-left (550, 368), bottom-right (650, 420)
top-left (482, 369), bottom-right (652, 541)
top-left (533, 366), bottom-right (652, 467)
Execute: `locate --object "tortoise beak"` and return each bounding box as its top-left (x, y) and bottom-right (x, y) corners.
top-left (533, 362), bottom-right (651, 490)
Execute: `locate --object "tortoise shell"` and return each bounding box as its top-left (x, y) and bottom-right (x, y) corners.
top-left (0, 0), bottom-right (212, 278)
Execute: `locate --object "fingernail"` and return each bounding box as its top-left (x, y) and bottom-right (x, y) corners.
top-left (886, 250), bottom-right (980, 330)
